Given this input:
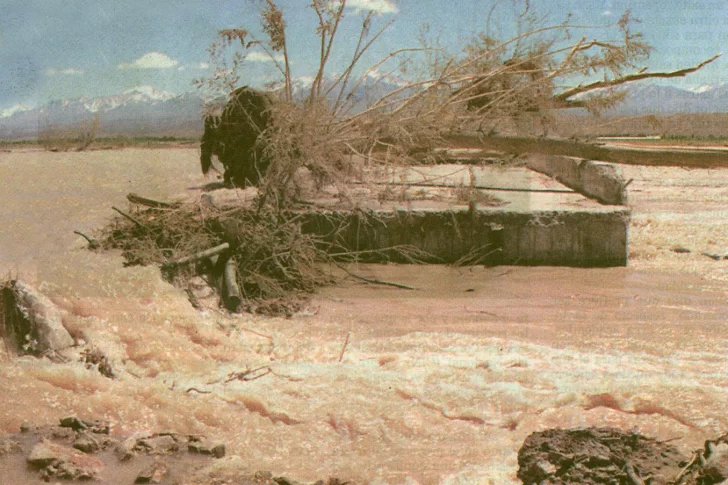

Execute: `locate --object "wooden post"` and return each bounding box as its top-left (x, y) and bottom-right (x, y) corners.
top-left (223, 257), bottom-right (242, 310)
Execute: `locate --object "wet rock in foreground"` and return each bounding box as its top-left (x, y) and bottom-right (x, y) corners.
top-left (517, 427), bottom-right (728, 485)
top-left (27, 439), bottom-right (105, 481)
top-left (134, 457), bottom-right (168, 483)
top-left (1, 415), bottom-right (353, 485)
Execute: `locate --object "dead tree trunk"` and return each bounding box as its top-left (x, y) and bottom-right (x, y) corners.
top-left (441, 134), bottom-right (728, 169)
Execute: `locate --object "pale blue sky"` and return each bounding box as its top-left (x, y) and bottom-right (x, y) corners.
top-left (1, 0), bottom-right (725, 112)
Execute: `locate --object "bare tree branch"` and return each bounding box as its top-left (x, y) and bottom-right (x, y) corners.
top-left (553, 53), bottom-right (721, 106)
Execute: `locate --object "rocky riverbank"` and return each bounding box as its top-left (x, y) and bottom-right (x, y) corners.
top-left (0, 415), bottom-right (348, 484)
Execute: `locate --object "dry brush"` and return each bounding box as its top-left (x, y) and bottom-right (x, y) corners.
top-left (99, 0), bottom-right (719, 313)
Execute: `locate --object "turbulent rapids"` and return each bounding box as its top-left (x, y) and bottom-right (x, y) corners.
top-left (1, 147), bottom-right (728, 484)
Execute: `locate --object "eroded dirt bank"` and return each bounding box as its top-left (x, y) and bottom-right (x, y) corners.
top-left (0, 148), bottom-right (727, 484)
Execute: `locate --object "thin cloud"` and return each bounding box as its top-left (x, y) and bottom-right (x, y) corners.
top-left (246, 51), bottom-right (285, 63)
top-left (602, 0), bottom-right (614, 16)
top-left (118, 52), bottom-right (179, 69)
top-left (346, 0), bottom-right (398, 14)
top-left (45, 67), bottom-right (84, 76)
top-left (177, 62), bottom-right (210, 72)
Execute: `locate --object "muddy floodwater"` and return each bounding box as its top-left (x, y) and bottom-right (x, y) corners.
top-left (0, 147), bottom-right (727, 484)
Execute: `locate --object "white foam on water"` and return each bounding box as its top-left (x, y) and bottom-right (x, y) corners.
top-left (1, 149), bottom-right (728, 483)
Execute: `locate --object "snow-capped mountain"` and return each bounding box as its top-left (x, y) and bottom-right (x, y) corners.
top-left (0, 75), bottom-right (408, 140)
top-left (686, 84), bottom-right (725, 94)
top-left (80, 86), bottom-right (177, 113)
top-left (0, 104), bottom-right (31, 118)
top-left (0, 86), bottom-right (206, 140)
top-left (2, 80), bottom-right (728, 141)
top-left (603, 82), bottom-right (728, 114)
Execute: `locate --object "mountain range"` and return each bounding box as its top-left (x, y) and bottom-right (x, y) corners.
top-left (604, 82), bottom-right (728, 115)
top-left (2, 81), bottom-right (728, 141)
top-left (0, 86), bottom-right (206, 141)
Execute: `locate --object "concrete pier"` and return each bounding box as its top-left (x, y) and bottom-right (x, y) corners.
top-left (297, 162), bottom-right (631, 267)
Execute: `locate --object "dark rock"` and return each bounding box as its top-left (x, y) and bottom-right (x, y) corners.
top-left (135, 458), bottom-right (168, 483)
top-left (702, 251), bottom-right (726, 261)
top-left (188, 439), bottom-right (226, 458)
top-left (313, 479), bottom-right (349, 485)
top-left (274, 476), bottom-right (305, 485)
top-left (28, 440), bottom-right (72, 467)
top-left (703, 440), bottom-right (728, 483)
top-left (27, 440), bottom-right (104, 480)
top-left (50, 426), bottom-right (76, 440)
top-left (19, 421), bottom-right (32, 433)
top-left (517, 427), bottom-right (687, 485)
top-left (4, 280), bottom-right (75, 354)
top-left (136, 434), bottom-right (179, 454)
top-left (60, 416), bottom-right (110, 434)
top-left (0, 418), bottom-right (249, 484)
top-left (116, 437), bottom-right (138, 460)
top-left (73, 431), bottom-right (101, 453)
top-left (60, 416), bottom-right (88, 430)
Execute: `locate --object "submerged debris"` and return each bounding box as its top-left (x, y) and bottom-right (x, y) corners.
top-left (701, 251), bottom-right (728, 261)
top-left (100, 200), bottom-right (332, 315)
top-left (79, 347), bottom-right (115, 378)
top-left (99, 194), bottom-right (425, 315)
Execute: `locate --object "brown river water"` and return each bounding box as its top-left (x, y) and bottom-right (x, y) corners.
top-left (0, 147), bottom-right (727, 484)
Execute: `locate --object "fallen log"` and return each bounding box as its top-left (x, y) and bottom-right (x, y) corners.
top-left (223, 257), bottom-right (242, 310)
top-left (126, 192), bottom-right (178, 209)
top-left (170, 243), bottom-right (230, 265)
top-left (440, 134), bottom-right (728, 169)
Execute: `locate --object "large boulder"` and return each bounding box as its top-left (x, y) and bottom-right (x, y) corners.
top-left (517, 427), bottom-right (688, 485)
top-left (1, 279), bottom-right (74, 354)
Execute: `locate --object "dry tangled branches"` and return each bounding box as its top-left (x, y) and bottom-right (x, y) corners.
top-left (99, 197), bottom-right (431, 315)
top-left (101, 202), bottom-right (331, 315)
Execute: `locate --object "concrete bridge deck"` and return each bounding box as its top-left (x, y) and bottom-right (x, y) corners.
top-left (296, 161), bottom-right (630, 267)
top-left (202, 156), bottom-right (631, 267)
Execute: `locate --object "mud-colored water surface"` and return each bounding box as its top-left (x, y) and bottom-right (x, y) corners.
top-left (0, 148), bottom-right (727, 484)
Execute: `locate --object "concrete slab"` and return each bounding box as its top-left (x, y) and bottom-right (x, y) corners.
top-left (296, 163), bottom-right (630, 267)
top-left (360, 163), bottom-right (572, 192)
top-left (524, 154), bottom-right (629, 205)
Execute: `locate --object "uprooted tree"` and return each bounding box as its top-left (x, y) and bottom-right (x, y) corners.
top-left (100, 0), bottom-right (720, 315)
top-left (200, 86), bottom-right (275, 188)
top-left (193, 0), bottom-right (720, 195)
